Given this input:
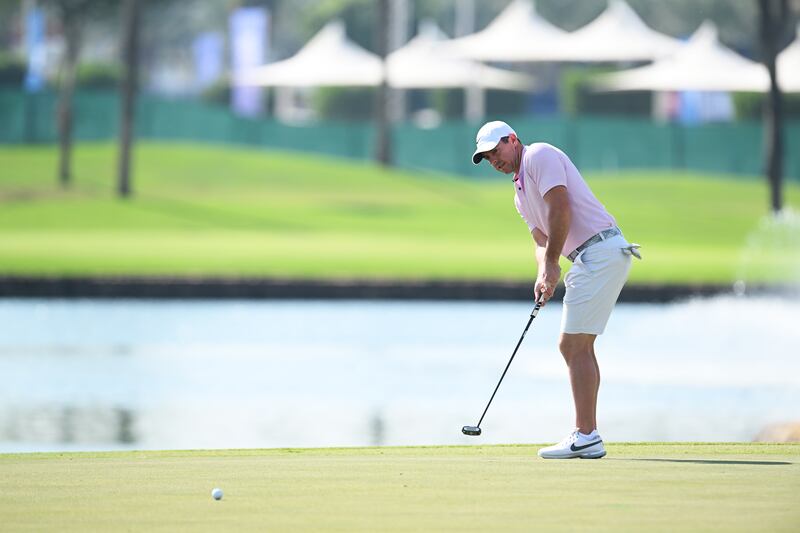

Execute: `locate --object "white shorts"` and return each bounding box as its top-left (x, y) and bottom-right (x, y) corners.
top-left (561, 233), bottom-right (632, 335)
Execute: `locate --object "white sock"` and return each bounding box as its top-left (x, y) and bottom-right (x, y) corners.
top-left (578, 429), bottom-right (599, 439)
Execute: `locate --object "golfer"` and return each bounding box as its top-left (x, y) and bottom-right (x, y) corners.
top-left (471, 120), bottom-right (639, 459)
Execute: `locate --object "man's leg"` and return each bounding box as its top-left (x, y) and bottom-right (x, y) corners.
top-left (559, 332), bottom-right (598, 435)
top-left (538, 332), bottom-right (605, 459)
top-left (539, 238), bottom-right (630, 459)
top-left (590, 342), bottom-right (600, 430)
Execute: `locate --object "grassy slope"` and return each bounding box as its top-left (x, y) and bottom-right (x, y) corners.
top-left (1, 143), bottom-right (798, 283)
top-left (1, 444), bottom-right (798, 532)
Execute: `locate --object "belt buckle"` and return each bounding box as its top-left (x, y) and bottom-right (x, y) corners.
top-left (568, 248), bottom-right (580, 262)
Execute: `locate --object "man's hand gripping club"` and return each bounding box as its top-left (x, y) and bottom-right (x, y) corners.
top-left (533, 186), bottom-right (571, 306)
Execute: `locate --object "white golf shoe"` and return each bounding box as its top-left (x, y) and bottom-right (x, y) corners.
top-left (538, 430), bottom-right (606, 459)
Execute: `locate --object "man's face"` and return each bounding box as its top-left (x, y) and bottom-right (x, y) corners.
top-left (482, 134), bottom-right (517, 174)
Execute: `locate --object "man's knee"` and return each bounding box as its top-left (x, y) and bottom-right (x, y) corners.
top-left (558, 337), bottom-right (578, 362)
top-left (559, 333), bottom-right (595, 363)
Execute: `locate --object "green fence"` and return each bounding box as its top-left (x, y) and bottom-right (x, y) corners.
top-left (1, 88), bottom-right (798, 181)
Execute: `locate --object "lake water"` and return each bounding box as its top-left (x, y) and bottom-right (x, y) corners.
top-left (1, 295), bottom-right (798, 453)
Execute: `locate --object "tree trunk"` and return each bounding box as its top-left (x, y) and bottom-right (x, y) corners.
top-left (374, 0), bottom-right (391, 166)
top-left (117, 0), bottom-right (140, 198)
top-left (757, 0), bottom-right (787, 214)
top-left (57, 12), bottom-right (81, 189)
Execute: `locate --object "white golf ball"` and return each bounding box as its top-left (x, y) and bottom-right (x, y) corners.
top-left (211, 488), bottom-right (223, 500)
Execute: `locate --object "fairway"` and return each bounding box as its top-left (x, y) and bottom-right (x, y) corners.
top-left (1, 143), bottom-right (799, 284)
top-left (1, 444), bottom-right (797, 531)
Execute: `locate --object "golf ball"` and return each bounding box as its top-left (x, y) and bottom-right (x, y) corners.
top-left (211, 488), bottom-right (223, 500)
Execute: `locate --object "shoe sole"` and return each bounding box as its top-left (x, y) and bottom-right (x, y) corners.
top-left (579, 450), bottom-right (606, 459)
top-left (538, 449), bottom-right (607, 460)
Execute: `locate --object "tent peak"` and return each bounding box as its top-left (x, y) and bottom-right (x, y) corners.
top-left (306, 20), bottom-right (346, 47)
top-left (484, 0), bottom-right (564, 36)
top-left (689, 20), bottom-right (719, 45)
top-left (417, 19), bottom-right (448, 41)
top-left (580, 0), bottom-right (653, 34)
top-left (493, 0), bottom-right (535, 26)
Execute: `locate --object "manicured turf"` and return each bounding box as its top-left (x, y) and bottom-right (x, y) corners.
top-left (1, 444), bottom-right (798, 531)
top-left (1, 143), bottom-right (798, 284)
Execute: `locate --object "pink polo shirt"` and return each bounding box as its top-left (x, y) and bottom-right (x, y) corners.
top-left (513, 143), bottom-right (617, 257)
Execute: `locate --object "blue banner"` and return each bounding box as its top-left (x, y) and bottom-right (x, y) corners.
top-left (193, 32), bottom-right (224, 91)
top-left (24, 7), bottom-right (46, 92)
top-left (229, 7), bottom-right (269, 117)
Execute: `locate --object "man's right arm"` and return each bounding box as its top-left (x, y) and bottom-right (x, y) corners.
top-left (532, 227), bottom-right (549, 303)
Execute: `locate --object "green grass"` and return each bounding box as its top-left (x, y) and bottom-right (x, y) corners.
top-left (1, 444), bottom-right (798, 531)
top-left (1, 142), bottom-right (799, 284)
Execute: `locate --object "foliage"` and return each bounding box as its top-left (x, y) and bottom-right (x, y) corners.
top-left (198, 78), bottom-right (274, 114)
top-left (0, 52), bottom-right (25, 86)
top-left (733, 91), bottom-right (800, 120)
top-left (200, 77), bottom-right (230, 106)
top-left (560, 66), bottom-right (651, 116)
top-left (426, 89), bottom-right (526, 120)
top-left (76, 62), bottom-right (120, 89)
top-left (429, 89), bottom-right (463, 119)
top-left (485, 89), bottom-right (528, 116)
top-left (312, 86), bottom-right (375, 121)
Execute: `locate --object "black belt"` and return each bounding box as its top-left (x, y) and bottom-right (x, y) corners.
top-left (567, 227), bottom-right (621, 262)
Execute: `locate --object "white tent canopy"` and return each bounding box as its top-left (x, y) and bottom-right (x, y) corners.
top-left (441, 0), bottom-right (569, 62)
top-left (386, 22), bottom-right (534, 90)
top-left (238, 19), bottom-right (535, 92)
top-left (594, 22), bottom-right (770, 92)
top-left (236, 20), bottom-right (382, 87)
top-left (554, 0), bottom-right (680, 62)
top-left (777, 25), bottom-right (800, 92)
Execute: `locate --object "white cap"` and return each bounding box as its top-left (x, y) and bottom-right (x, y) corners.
top-left (472, 121), bottom-right (516, 164)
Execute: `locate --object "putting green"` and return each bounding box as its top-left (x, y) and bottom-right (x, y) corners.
top-left (1, 443), bottom-right (798, 531)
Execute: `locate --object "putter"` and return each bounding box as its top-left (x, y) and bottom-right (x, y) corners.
top-left (462, 299), bottom-right (544, 437)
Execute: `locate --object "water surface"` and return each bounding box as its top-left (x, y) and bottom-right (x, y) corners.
top-left (0, 296), bottom-right (797, 452)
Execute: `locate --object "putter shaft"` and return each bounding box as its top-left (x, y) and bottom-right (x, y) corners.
top-left (473, 301), bottom-right (543, 430)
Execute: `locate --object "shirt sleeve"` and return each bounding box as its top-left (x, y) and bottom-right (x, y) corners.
top-left (528, 145), bottom-right (567, 198)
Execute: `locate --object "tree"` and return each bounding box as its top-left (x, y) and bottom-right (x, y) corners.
top-left (43, 0), bottom-right (88, 188)
top-left (54, 1), bottom-right (84, 188)
top-left (117, 0), bottom-right (140, 198)
top-left (42, 0), bottom-right (114, 189)
top-left (757, 0), bottom-right (792, 214)
top-left (374, 0), bottom-right (391, 166)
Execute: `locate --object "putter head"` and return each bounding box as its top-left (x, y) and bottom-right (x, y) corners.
top-left (462, 425), bottom-right (481, 436)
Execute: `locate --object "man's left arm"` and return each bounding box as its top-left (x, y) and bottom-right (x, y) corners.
top-left (536, 185), bottom-right (570, 303)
